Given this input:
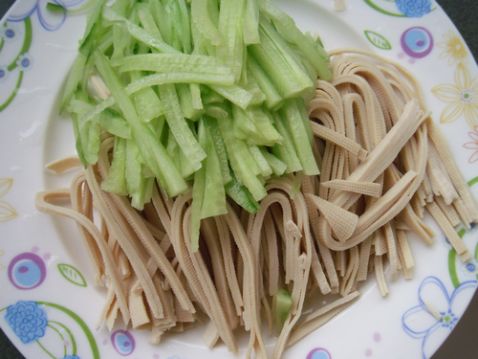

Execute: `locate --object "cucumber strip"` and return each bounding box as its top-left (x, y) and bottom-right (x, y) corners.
top-left (176, 0), bottom-right (193, 54)
top-left (125, 139), bottom-right (143, 196)
top-left (201, 121), bottom-right (227, 218)
top-left (162, 0), bottom-right (181, 50)
top-left (125, 140), bottom-right (152, 210)
top-left (98, 32), bottom-right (114, 54)
top-left (158, 84), bottom-right (206, 168)
top-left (102, 137), bottom-right (128, 196)
top-left (141, 177), bottom-right (154, 209)
top-left (94, 51), bottom-right (187, 196)
top-left (98, 110), bottom-right (131, 139)
top-left (249, 19), bottom-right (314, 99)
top-left (298, 97), bottom-right (314, 143)
top-left (207, 0), bottom-right (220, 27)
top-left (249, 145), bottom-right (273, 177)
top-left (261, 148), bottom-right (287, 176)
top-left (191, 0), bottom-right (222, 46)
top-left (204, 117), bottom-right (232, 184)
top-left (261, 18), bottom-right (317, 84)
top-left (132, 84), bottom-right (164, 122)
top-left (190, 84), bottom-right (204, 111)
top-left (243, 0), bottom-right (260, 45)
top-left (85, 120), bottom-right (101, 165)
top-left (261, 2), bottom-right (331, 80)
top-left (218, 0), bottom-right (245, 81)
top-left (273, 288), bottom-right (293, 330)
top-left (79, 0), bottom-right (107, 49)
top-left (201, 87), bottom-right (223, 105)
top-left (111, 0), bottom-right (131, 16)
top-left (242, 74), bottom-right (266, 105)
top-left (67, 98), bottom-right (93, 116)
top-left (248, 107), bottom-right (282, 145)
top-left (205, 106), bottom-right (229, 121)
top-left (72, 97), bottom-right (100, 166)
top-left (152, 116), bottom-right (167, 139)
top-left (60, 53), bottom-right (88, 111)
top-left (179, 147), bottom-right (199, 179)
top-left (218, 117), bottom-right (267, 201)
top-left (150, 0), bottom-right (171, 43)
top-left (137, 4), bottom-right (163, 40)
top-left (190, 162), bottom-right (205, 251)
top-left (232, 106), bottom-right (258, 141)
top-left (76, 120), bottom-right (99, 165)
top-left (71, 113), bottom-right (86, 165)
top-left (103, 8), bottom-right (179, 54)
top-left (166, 125), bottom-right (179, 155)
top-left (273, 114), bottom-right (303, 173)
top-left (128, 71), bottom-right (235, 90)
top-left (177, 84), bottom-right (195, 120)
top-left (113, 54), bottom-right (234, 80)
top-left (225, 175), bottom-right (259, 214)
top-left (281, 100), bottom-right (320, 175)
top-left (190, 120), bottom-right (208, 251)
top-left (111, 25), bottom-right (129, 60)
top-left (247, 54), bottom-right (282, 109)
top-left (209, 84), bottom-right (253, 109)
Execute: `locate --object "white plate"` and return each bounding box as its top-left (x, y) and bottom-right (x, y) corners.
top-left (1, 1), bottom-right (477, 358)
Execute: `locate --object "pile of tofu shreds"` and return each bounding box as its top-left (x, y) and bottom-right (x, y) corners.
top-left (35, 49), bottom-right (478, 359)
top-left (306, 49), bottom-right (478, 300)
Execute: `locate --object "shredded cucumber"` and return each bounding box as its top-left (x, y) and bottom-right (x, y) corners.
top-left (63, 0), bottom-right (330, 248)
top-left (191, 0), bottom-right (222, 46)
top-left (273, 288), bottom-right (293, 330)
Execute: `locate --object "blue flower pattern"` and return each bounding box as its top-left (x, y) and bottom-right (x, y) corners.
top-left (7, 0), bottom-right (84, 32)
top-left (5, 301), bottom-right (48, 344)
top-left (63, 355), bottom-right (81, 359)
top-left (16, 54), bottom-right (32, 71)
top-left (0, 67), bottom-right (7, 82)
top-left (402, 277), bottom-right (478, 359)
top-left (395, 0), bottom-right (432, 17)
top-left (3, 26), bottom-right (16, 40)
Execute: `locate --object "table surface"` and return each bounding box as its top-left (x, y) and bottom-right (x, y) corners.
top-left (0, 1), bottom-right (477, 358)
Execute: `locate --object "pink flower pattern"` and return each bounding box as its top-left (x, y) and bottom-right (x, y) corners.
top-left (463, 126), bottom-right (478, 163)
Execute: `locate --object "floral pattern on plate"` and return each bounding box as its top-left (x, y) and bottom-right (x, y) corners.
top-left (463, 128), bottom-right (478, 163)
top-left (0, 178), bottom-right (16, 222)
top-left (1, 300), bottom-right (100, 358)
top-left (432, 63), bottom-right (478, 127)
top-left (0, 0), bottom-right (85, 112)
top-left (7, 0), bottom-right (84, 32)
top-left (438, 31), bottom-right (468, 65)
top-left (8, 252), bottom-right (47, 290)
top-left (363, 0), bottom-right (434, 18)
top-left (1, 1), bottom-right (478, 359)
top-left (402, 277), bottom-right (478, 359)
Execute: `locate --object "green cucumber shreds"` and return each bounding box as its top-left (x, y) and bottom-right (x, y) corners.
top-left (63, 0), bottom-right (331, 250)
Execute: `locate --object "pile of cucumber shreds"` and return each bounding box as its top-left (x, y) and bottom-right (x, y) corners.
top-left (62, 0), bottom-right (331, 249)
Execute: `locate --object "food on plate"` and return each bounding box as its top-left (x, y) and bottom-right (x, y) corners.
top-left (36, 0), bottom-right (477, 358)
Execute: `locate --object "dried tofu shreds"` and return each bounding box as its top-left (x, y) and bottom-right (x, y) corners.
top-left (311, 123), bottom-right (368, 160)
top-left (307, 194), bottom-right (359, 241)
top-left (321, 179), bottom-right (382, 198)
top-left (46, 156), bottom-right (82, 174)
top-left (36, 49), bottom-right (478, 358)
top-left (309, 50), bottom-right (476, 300)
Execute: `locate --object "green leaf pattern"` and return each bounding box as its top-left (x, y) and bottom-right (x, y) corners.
top-left (57, 263), bottom-right (88, 287)
top-left (364, 30), bottom-right (392, 50)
